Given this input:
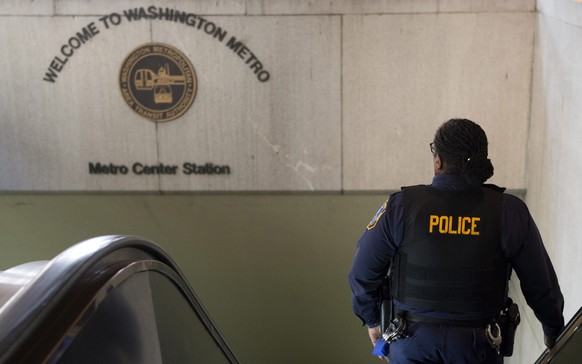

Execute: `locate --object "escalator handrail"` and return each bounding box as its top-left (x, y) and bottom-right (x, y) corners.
top-left (535, 305), bottom-right (582, 363)
top-left (0, 235), bottom-right (239, 363)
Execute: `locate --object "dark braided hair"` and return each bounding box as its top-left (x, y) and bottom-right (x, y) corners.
top-left (432, 118), bottom-right (494, 186)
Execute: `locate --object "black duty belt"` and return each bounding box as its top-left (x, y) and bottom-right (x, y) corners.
top-left (398, 311), bottom-right (492, 328)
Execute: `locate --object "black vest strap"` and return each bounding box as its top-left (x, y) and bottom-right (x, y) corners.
top-left (390, 185), bottom-right (508, 315)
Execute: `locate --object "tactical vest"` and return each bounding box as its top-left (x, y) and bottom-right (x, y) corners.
top-left (390, 184), bottom-right (509, 316)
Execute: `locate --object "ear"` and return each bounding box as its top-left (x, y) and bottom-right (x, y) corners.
top-left (434, 154), bottom-right (443, 174)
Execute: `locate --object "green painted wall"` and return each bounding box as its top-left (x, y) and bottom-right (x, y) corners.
top-left (0, 193), bottom-right (389, 363)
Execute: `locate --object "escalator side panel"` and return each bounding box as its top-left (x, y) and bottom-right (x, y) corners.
top-left (53, 261), bottom-right (235, 363)
top-left (56, 271), bottom-right (162, 364)
top-left (150, 271), bottom-right (231, 364)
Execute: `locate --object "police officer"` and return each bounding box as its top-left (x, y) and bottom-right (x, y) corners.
top-left (348, 118), bottom-right (564, 363)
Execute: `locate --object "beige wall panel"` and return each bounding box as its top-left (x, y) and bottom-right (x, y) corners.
top-left (56, 0), bottom-right (245, 15)
top-left (0, 0), bottom-right (53, 15)
top-left (0, 12), bottom-right (341, 192)
top-left (246, 0), bottom-right (437, 15)
top-left (245, 0), bottom-right (535, 15)
top-left (154, 16), bottom-right (342, 191)
top-left (0, 16), bottom-right (160, 191)
top-left (343, 13), bottom-right (534, 191)
top-left (439, 0), bottom-right (535, 13)
top-left (528, 13), bottom-right (582, 338)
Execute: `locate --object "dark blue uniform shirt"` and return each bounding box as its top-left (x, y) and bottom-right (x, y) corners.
top-left (348, 174), bottom-right (564, 338)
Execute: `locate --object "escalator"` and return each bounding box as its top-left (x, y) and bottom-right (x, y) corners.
top-left (0, 235), bottom-right (240, 364)
top-left (535, 305), bottom-right (582, 364)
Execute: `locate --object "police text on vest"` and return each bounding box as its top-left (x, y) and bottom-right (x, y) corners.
top-left (428, 215), bottom-right (480, 235)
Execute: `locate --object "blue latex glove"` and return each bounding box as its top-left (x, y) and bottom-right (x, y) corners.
top-left (372, 338), bottom-right (389, 357)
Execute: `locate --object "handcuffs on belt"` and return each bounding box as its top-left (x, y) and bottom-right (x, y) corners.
top-left (485, 322), bottom-right (502, 354)
top-left (383, 315), bottom-right (409, 343)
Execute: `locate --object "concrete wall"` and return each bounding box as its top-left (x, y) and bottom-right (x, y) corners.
top-left (0, 1), bottom-right (341, 191)
top-left (0, 0), bottom-right (534, 192)
top-left (513, 0), bottom-right (582, 362)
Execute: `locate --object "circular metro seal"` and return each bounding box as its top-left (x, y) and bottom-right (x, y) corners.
top-left (119, 43), bottom-right (197, 122)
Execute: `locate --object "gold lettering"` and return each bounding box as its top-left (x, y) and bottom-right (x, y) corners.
top-left (429, 215), bottom-right (439, 233)
top-left (439, 216), bottom-right (448, 234)
top-left (471, 217), bottom-right (480, 236)
top-left (461, 217), bottom-right (471, 235)
top-left (427, 215), bottom-right (481, 235)
top-left (449, 216), bottom-right (458, 234)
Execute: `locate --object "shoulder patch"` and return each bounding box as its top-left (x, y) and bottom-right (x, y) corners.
top-left (367, 199), bottom-right (388, 230)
